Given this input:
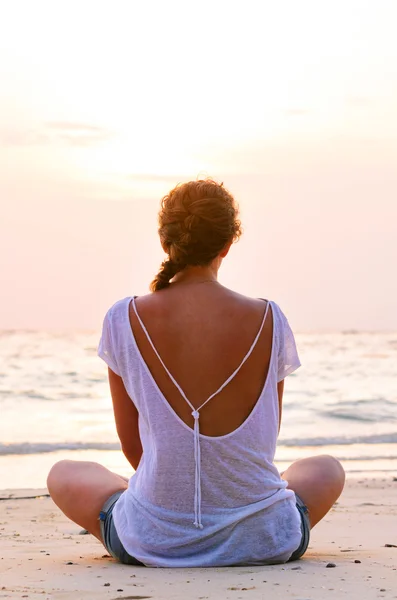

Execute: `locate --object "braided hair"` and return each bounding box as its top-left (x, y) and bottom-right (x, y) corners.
top-left (150, 179), bottom-right (241, 292)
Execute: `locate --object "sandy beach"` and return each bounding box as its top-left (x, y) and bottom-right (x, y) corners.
top-left (0, 476), bottom-right (396, 600)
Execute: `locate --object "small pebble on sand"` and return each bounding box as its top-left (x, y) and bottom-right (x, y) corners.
top-left (326, 563), bottom-right (336, 568)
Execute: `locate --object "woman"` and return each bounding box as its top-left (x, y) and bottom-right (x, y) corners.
top-left (47, 179), bottom-right (345, 567)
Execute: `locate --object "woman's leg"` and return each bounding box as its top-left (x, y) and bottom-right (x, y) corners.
top-left (282, 455), bottom-right (345, 528)
top-left (47, 460), bottom-right (128, 541)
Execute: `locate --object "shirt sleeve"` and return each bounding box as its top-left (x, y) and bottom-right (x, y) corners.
top-left (98, 307), bottom-right (121, 376)
top-left (277, 306), bottom-right (301, 382)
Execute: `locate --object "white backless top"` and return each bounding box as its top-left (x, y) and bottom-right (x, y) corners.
top-left (98, 296), bottom-right (302, 567)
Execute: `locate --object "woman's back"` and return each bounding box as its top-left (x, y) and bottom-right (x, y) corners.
top-left (130, 283), bottom-right (273, 437)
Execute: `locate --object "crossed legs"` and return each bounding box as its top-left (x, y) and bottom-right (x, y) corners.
top-left (47, 460), bottom-right (128, 541)
top-left (47, 454), bottom-right (345, 546)
top-left (281, 454), bottom-right (345, 527)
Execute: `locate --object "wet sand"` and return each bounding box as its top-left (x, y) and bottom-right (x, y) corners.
top-left (0, 477), bottom-right (396, 599)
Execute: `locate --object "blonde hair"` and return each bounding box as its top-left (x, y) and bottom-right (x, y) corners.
top-left (150, 179), bottom-right (241, 292)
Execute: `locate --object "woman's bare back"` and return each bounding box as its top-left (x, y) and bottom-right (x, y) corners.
top-left (130, 282), bottom-right (274, 437)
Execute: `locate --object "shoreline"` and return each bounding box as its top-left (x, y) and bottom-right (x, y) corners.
top-left (0, 447), bottom-right (396, 491)
top-left (1, 476), bottom-right (396, 599)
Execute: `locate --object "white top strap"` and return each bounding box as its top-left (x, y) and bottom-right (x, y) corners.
top-left (197, 300), bottom-right (271, 412)
top-left (131, 297), bottom-right (195, 413)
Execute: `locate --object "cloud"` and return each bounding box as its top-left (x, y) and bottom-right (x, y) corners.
top-left (0, 129), bottom-right (49, 146)
top-left (56, 132), bottom-right (113, 147)
top-left (126, 173), bottom-right (186, 184)
top-left (284, 108), bottom-right (309, 117)
top-left (0, 121), bottom-right (114, 147)
top-left (45, 121), bottom-right (106, 133)
top-left (346, 96), bottom-right (372, 108)
top-left (46, 121), bottom-right (114, 146)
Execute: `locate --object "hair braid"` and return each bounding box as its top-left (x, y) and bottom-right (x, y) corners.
top-left (150, 258), bottom-right (185, 292)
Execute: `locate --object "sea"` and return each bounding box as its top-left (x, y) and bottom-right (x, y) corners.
top-left (0, 329), bottom-right (396, 490)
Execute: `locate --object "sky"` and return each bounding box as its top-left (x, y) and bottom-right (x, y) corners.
top-left (1, 0), bottom-right (396, 331)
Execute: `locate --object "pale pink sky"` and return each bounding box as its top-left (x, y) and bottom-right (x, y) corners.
top-left (1, 1), bottom-right (396, 331)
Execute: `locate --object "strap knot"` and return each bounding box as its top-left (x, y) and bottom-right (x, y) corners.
top-left (191, 410), bottom-right (199, 419)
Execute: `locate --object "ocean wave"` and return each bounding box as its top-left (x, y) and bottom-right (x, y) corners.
top-left (1, 432), bottom-right (397, 456)
top-left (0, 442), bottom-right (121, 456)
top-left (319, 411), bottom-right (396, 423)
top-left (279, 433), bottom-right (397, 446)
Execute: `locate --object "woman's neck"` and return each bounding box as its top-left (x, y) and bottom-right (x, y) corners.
top-left (172, 264), bottom-right (219, 285)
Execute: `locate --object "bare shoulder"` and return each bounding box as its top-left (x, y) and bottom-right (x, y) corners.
top-left (214, 288), bottom-right (271, 323)
top-left (133, 286), bottom-right (270, 323)
top-left (225, 288), bottom-right (270, 309)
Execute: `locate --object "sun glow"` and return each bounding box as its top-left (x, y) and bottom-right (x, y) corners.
top-left (3, 0), bottom-right (396, 188)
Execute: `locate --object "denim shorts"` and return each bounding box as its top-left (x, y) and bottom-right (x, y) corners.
top-left (99, 491), bottom-right (144, 566)
top-left (99, 491), bottom-right (310, 565)
top-left (288, 493), bottom-right (310, 561)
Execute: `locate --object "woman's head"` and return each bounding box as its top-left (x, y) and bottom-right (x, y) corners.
top-left (150, 179), bottom-right (241, 292)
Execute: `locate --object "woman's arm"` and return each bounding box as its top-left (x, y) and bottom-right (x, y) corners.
top-left (108, 368), bottom-right (143, 470)
top-left (277, 379), bottom-right (284, 433)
